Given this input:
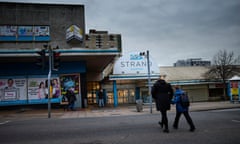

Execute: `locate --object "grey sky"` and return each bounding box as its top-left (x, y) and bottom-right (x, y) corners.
top-left (2, 0), bottom-right (240, 66)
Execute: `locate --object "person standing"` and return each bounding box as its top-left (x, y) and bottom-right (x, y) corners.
top-left (98, 89), bottom-right (104, 107)
top-left (66, 88), bottom-right (76, 111)
top-left (151, 79), bottom-right (173, 133)
top-left (172, 86), bottom-right (195, 132)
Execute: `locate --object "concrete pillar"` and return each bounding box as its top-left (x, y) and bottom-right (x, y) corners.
top-left (103, 89), bottom-right (107, 104)
top-left (135, 87), bottom-right (140, 100)
top-left (113, 80), bottom-right (118, 107)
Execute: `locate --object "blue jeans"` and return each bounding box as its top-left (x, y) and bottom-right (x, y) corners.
top-left (99, 99), bottom-right (104, 107)
top-left (68, 102), bottom-right (75, 110)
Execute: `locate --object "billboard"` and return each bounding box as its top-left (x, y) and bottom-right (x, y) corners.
top-left (0, 77), bottom-right (27, 105)
top-left (0, 25), bottom-right (50, 41)
top-left (0, 76), bottom-right (61, 106)
top-left (27, 77), bottom-right (61, 104)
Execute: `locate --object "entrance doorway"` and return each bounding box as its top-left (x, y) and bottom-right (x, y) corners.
top-left (87, 82), bottom-right (100, 105)
top-left (117, 89), bottom-right (135, 104)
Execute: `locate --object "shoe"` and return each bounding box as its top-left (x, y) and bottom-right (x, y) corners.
top-left (163, 129), bottom-right (169, 133)
top-left (173, 125), bottom-right (178, 129)
top-left (190, 127), bottom-right (195, 132)
top-left (158, 121), bottom-right (163, 128)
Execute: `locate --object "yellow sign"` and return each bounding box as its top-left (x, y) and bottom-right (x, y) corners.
top-left (231, 88), bottom-right (239, 95)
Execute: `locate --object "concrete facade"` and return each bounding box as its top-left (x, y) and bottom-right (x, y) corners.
top-left (160, 66), bottom-right (223, 102)
top-left (174, 58), bottom-right (211, 67)
top-left (0, 2), bottom-right (85, 49)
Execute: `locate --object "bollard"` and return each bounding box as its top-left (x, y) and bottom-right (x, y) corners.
top-left (136, 99), bottom-right (143, 112)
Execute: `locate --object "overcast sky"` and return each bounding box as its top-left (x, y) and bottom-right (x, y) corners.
top-left (2, 0), bottom-right (240, 66)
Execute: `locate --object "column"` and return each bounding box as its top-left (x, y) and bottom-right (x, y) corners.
top-left (113, 80), bottom-right (118, 107)
top-left (135, 87), bottom-right (140, 100)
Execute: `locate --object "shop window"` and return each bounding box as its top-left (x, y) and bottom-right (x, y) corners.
top-left (87, 82), bottom-right (100, 104)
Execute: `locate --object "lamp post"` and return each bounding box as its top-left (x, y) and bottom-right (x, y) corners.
top-left (44, 44), bottom-right (52, 118)
top-left (146, 50), bottom-right (152, 113)
top-left (48, 47), bottom-right (52, 118)
top-left (140, 50), bottom-right (152, 113)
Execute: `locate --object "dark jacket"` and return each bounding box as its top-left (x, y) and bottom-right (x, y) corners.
top-left (172, 88), bottom-right (188, 112)
top-left (98, 90), bottom-right (104, 99)
top-left (151, 79), bottom-right (173, 111)
top-left (66, 89), bottom-right (76, 103)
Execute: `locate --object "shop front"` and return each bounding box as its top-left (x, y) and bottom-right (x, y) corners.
top-left (0, 58), bottom-right (86, 107)
top-left (108, 51), bottom-right (160, 107)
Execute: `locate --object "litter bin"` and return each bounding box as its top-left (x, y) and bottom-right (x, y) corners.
top-left (136, 99), bottom-right (143, 112)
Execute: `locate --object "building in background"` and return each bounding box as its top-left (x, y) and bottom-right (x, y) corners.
top-left (160, 66), bottom-right (224, 102)
top-left (85, 29), bottom-right (121, 50)
top-left (174, 58), bottom-right (211, 67)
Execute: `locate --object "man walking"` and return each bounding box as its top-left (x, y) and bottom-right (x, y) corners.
top-left (151, 79), bottom-right (173, 133)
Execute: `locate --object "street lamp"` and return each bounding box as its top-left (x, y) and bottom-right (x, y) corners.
top-left (140, 50), bottom-right (152, 113)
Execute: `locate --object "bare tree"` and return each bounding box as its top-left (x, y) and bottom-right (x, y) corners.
top-left (204, 50), bottom-right (240, 100)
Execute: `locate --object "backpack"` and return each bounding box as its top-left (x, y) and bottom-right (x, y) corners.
top-left (179, 92), bottom-right (190, 108)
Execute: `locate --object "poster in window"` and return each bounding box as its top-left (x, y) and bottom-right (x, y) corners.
top-left (60, 74), bottom-right (80, 96)
top-left (28, 77), bottom-right (61, 100)
top-left (0, 78), bottom-right (27, 102)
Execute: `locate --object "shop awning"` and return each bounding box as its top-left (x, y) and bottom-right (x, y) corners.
top-left (109, 74), bottom-right (160, 80)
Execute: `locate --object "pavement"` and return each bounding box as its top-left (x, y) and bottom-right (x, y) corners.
top-left (0, 101), bottom-right (240, 120)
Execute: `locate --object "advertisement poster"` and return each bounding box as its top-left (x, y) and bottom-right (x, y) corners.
top-left (60, 74), bottom-right (80, 96)
top-left (34, 26), bottom-right (50, 41)
top-left (34, 26), bottom-right (50, 36)
top-left (28, 77), bottom-right (61, 101)
top-left (0, 25), bottom-right (17, 36)
top-left (231, 81), bottom-right (239, 95)
top-left (0, 25), bottom-right (50, 41)
top-left (0, 77), bottom-right (27, 102)
top-left (18, 26), bottom-right (34, 36)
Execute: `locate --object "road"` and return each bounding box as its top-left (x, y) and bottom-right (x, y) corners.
top-left (0, 109), bottom-right (240, 144)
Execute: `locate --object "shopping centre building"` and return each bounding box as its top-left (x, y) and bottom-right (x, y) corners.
top-left (0, 2), bottom-right (121, 107)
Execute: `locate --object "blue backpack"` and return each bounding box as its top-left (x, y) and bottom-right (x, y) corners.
top-left (180, 92), bottom-right (190, 108)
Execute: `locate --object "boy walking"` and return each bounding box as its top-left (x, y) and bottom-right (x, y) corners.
top-left (172, 86), bottom-right (195, 132)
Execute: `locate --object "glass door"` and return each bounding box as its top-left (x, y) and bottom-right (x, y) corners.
top-left (87, 82), bottom-right (100, 105)
top-left (117, 89), bottom-right (135, 104)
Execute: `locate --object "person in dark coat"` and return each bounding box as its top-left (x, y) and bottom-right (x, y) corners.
top-left (151, 79), bottom-right (173, 133)
top-left (172, 86), bottom-right (195, 132)
top-left (66, 88), bottom-right (77, 111)
top-left (98, 89), bottom-right (104, 107)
